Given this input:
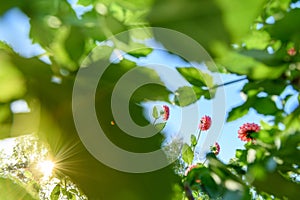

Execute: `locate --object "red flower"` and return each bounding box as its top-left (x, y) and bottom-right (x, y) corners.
top-left (199, 115), bottom-right (211, 131)
top-left (238, 123), bottom-right (260, 142)
top-left (287, 47), bottom-right (297, 56)
top-left (210, 142), bottom-right (220, 155)
top-left (184, 164), bottom-right (198, 176)
top-left (163, 105), bottom-right (170, 121)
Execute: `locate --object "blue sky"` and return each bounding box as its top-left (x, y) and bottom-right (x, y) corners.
top-left (0, 6), bottom-right (292, 164)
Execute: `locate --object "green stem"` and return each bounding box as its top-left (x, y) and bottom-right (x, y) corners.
top-left (192, 129), bottom-right (202, 152)
top-left (153, 118), bottom-right (158, 125)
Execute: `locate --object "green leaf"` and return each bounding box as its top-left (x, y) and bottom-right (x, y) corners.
top-left (0, 55), bottom-right (26, 102)
top-left (193, 86), bottom-right (212, 99)
top-left (174, 86), bottom-right (198, 107)
top-left (215, 0), bottom-right (267, 42)
top-left (191, 135), bottom-right (197, 147)
top-left (252, 97), bottom-right (278, 115)
top-left (257, 130), bottom-right (275, 144)
top-left (0, 177), bottom-right (36, 200)
top-left (235, 149), bottom-right (247, 165)
top-left (109, 2), bottom-right (125, 22)
top-left (148, 0), bottom-right (231, 52)
top-left (127, 47), bottom-right (152, 58)
top-left (50, 184), bottom-right (61, 200)
top-left (64, 26), bottom-right (85, 64)
top-left (182, 143), bottom-right (194, 164)
top-left (152, 106), bottom-right (159, 119)
top-left (77, 0), bottom-right (93, 6)
top-left (155, 122), bottom-right (166, 131)
top-left (227, 104), bottom-right (250, 122)
top-left (176, 67), bottom-right (214, 88)
top-left (215, 45), bottom-right (288, 80)
top-left (243, 80), bottom-right (286, 95)
top-left (267, 9), bottom-right (300, 42)
top-left (243, 30), bottom-right (271, 50)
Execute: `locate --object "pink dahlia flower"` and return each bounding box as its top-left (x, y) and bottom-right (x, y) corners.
top-left (238, 123), bottom-right (260, 142)
top-left (163, 105), bottom-right (170, 121)
top-left (199, 115), bottom-right (211, 131)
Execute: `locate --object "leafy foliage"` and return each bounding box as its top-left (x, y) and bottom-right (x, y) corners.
top-left (0, 0), bottom-right (300, 200)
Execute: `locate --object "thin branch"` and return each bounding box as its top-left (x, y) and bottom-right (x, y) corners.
top-left (210, 77), bottom-right (248, 89)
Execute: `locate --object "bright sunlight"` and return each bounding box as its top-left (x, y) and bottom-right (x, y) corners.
top-left (37, 160), bottom-right (55, 179)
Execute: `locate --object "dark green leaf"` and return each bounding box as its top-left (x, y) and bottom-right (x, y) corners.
top-left (64, 26), bottom-right (85, 64)
top-left (252, 97), bottom-right (278, 115)
top-left (243, 80), bottom-right (286, 95)
top-left (267, 9), bottom-right (300, 42)
top-left (182, 143), bottom-right (194, 164)
top-left (227, 104), bottom-right (250, 122)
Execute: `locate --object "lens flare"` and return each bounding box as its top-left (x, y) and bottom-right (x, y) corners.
top-left (37, 160), bottom-right (54, 178)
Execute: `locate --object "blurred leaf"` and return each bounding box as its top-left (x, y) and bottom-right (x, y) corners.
top-left (257, 130), bottom-right (275, 144)
top-left (267, 9), bottom-right (300, 42)
top-left (110, 2), bottom-right (125, 22)
top-left (182, 143), bottom-right (193, 165)
top-left (235, 149), bottom-right (247, 166)
top-left (227, 103), bottom-right (250, 122)
top-left (252, 169), bottom-right (300, 199)
top-left (243, 30), bottom-right (270, 50)
top-left (174, 86), bottom-right (197, 107)
top-left (243, 80), bottom-right (286, 95)
top-left (240, 48), bottom-right (286, 66)
top-left (215, 0), bottom-right (266, 42)
top-left (252, 97), bottom-right (278, 115)
top-left (215, 46), bottom-right (287, 80)
top-left (192, 86), bottom-right (212, 99)
top-left (0, 104), bottom-right (11, 123)
top-left (64, 26), bottom-right (85, 64)
top-left (187, 163), bottom-right (224, 199)
top-left (50, 184), bottom-right (61, 200)
top-left (191, 135), bottom-right (197, 147)
top-left (0, 54), bottom-right (26, 102)
top-left (148, 0), bottom-right (231, 52)
top-left (152, 106), bottom-right (159, 119)
top-left (0, 177), bottom-right (36, 200)
top-left (276, 133), bottom-right (300, 166)
top-left (176, 67), bottom-right (214, 88)
top-left (284, 106), bottom-right (300, 132)
top-left (155, 122), bottom-right (166, 131)
top-left (77, 0), bottom-right (93, 6)
top-left (127, 46), bottom-right (152, 57)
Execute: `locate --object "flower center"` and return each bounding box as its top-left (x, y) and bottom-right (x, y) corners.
top-left (246, 130), bottom-right (256, 138)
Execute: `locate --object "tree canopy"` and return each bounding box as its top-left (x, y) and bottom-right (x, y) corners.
top-left (0, 0), bottom-right (300, 199)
